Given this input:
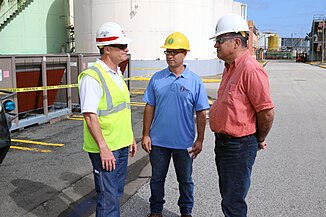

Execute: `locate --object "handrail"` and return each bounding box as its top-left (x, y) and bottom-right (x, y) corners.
top-left (0, 2), bottom-right (18, 20)
top-left (0, 0), bottom-right (31, 27)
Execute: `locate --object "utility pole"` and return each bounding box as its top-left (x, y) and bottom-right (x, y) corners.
top-left (322, 15), bottom-right (325, 64)
top-left (291, 33), bottom-right (296, 51)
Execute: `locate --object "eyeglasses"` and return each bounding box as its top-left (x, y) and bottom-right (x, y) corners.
top-left (214, 37), bottom-right (237, 44)
top-left (108, 44), bottom-right (128, 50)
top-left (164, 50), bottom-right (185, 56)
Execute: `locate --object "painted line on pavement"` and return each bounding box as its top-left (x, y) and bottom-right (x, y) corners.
top-left (10, 146), bottom-right (52, 153)
top-left (11, 139), bottom-right (64, 147)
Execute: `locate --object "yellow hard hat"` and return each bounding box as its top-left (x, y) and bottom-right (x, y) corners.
top-left (161, 32), bottom-right (190, 51)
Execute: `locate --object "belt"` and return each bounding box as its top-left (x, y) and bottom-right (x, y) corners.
top-left (215, 133), bottom-right (234, 140)
top-left (215, 133), bottom-right (254, 141)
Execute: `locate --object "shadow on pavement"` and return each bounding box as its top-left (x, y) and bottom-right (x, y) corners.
top-left (10, 178), bottom-right (68, 217)
top-left (121, 194), bottom-right (179, 217)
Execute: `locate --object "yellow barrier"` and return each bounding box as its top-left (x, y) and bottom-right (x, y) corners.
top-left (202, 79), bottom-right (221, 83)
top-left (1, 78), bottom-right (220, 93)
top-left (2, 84), bottom-right (78, 93)
top-left (124, 77), bottom-right (151, 81)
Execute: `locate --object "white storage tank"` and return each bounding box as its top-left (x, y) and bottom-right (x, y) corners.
top-left (73, 0), bottom-right (245, 60)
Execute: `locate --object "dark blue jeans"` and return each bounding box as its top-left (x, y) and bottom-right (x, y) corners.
top-left (214, 134), bottom-right (258, 217)
top-left (89, 147), bottom-right (129, 217)
top-left (149, 145), bottom-right (194, 215)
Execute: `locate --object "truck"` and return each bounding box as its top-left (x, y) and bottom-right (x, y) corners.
top-left (0, 91), bottom-right (17, 164)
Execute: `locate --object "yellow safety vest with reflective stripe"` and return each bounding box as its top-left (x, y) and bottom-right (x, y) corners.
top-left (78, 63), bottom-right (133, 152)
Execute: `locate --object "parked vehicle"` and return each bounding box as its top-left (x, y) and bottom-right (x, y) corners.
top-left (296, 53), bottom-right (308, 63)
top-left (0, 91), bottom-right (17, 164)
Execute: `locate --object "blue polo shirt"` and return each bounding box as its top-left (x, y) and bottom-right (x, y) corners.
top-left (142, 65), bottom-right (209, 149)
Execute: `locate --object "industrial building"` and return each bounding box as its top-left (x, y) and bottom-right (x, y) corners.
top-left (0, 0), bottom-right (250, 60)
top-left (0, 0), bottom-right (260, 130)
top-left (256, 33), bottom-right (309, 60)
top-left (309, 15), bottom-right (326, 62)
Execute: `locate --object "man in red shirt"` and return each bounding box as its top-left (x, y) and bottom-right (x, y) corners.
top-left (209, 14), bottom-right (274, 217)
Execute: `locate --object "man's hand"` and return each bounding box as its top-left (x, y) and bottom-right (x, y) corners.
top-left (142, 135), bottom-right (152, 153)
top-left (258, 141), bottom-right (267, 150)
top-left (99, 146), bottom-right (116, 171)
top-left (130, 138), bottom-right (137, 157)
top-left (190, 139), bottom-right (203, 159)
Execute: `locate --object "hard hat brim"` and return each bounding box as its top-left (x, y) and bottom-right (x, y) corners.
top-left (160, 45), bottom-right (190, 51)
top-left (209, 31), bottom-right (249, 40)
top-left (96, 36), bottom-right (132, 47)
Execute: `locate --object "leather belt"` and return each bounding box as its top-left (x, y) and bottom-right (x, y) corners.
top-left (215, 133), bottom-right (254, 141)
top-left (215, 133), bottom-right (234, 140)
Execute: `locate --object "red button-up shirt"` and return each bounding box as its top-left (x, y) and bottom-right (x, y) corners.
top-left (209, 50), bottom-right (274, 137)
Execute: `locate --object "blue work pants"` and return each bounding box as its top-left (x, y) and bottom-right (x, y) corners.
top-left (89, 147), bottom-right (128, 217)
top-left (214, 134), bottom-right (258, 217)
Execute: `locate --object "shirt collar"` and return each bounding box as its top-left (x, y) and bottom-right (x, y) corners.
top-left (234, 50), bottom-right (249, 67)
top-left (164, 64), bottom-right (190, 78)
top-left (225, 50), bottom-right (250, 69)
top-left (96, 59), bottom-right (121, 75)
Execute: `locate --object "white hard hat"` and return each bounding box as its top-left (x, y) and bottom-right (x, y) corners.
top-left (96, 22), bottom-right (132, 47)
top-left (210, 13), bottom-right (249, 40)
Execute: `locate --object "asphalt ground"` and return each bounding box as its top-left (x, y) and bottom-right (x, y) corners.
top-left (0, 71), bottom-right (220, 217)
top-left (121, 60), bottom-right (326, 217)
top-left (3, 60), bottom-right (326, 217)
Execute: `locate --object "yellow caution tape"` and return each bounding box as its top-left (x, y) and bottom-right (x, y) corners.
top-left (126, 77), bottom-right (221, 83)
top-left (0, 77), bottom-right (220, 93)
top-left (2, 84), bottom-right (78, 93)
top-left (131, 68), bottom-right (163, 71)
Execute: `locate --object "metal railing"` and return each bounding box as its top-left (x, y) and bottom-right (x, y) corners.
top-left (0, 0), bottom-right (32, 27)
top-left (0, 53), bottom-right (131, 130)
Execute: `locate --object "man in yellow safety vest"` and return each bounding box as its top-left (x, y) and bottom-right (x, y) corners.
top-left (78, 22), bottom-right (137, 217)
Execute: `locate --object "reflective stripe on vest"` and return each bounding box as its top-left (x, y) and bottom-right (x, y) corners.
top-left (89, 66), bottom-right (130, 116)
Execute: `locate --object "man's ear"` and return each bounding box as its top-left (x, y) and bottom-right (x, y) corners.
top-left (233, 38), bottom-right (241, 49)
top-left (105, 46), bottom-right (110, 54)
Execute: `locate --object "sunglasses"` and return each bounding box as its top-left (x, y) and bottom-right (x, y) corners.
top-left (164, 50), bottom-right (185, 56)
top-left (214, 37), bottom-right (237, 44)
top-left (108, 44), bottom-right (128, 50)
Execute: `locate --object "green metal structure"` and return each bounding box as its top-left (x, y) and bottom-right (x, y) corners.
top-left (0, 0), bottom-right (68, 54)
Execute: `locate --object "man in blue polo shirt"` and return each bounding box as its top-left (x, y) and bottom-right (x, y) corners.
top-left (142, 32), bottom-right (210, 217)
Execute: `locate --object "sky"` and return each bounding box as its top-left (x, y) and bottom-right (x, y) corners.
top-left (240, 0), bottom-right (326, 38)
